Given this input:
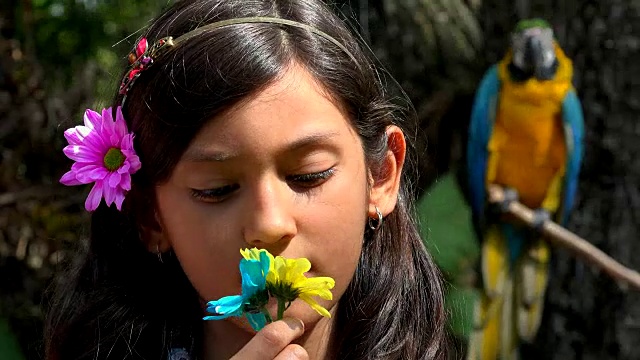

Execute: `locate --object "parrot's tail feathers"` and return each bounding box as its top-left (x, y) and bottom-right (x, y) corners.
top-left (499, 276), bottom-right (519, 360)
top-left (469, 225), bottom-right (527, 359)
top-left (516, 238), bottom-right (551, 342)
top-left (470, 224), bottom-right (514, 360)
top-left (481, 226), bottom-right (509, 296)
top-left (467, 277), bottom-right (520, 360)
top-left (467, 292), bottom-right (501, 360)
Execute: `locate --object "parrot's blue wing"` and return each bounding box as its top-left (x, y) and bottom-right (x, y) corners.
top-left (560, 89), bottom-right (584, 224)
top-left (467, 65), bottom-right (500, 220)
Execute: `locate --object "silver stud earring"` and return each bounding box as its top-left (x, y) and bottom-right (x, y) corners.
top-left (368, 206), bottom-right (383, 231)
top-left (156, 244), bottom-right (163, 263)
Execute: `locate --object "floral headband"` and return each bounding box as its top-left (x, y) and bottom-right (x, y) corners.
top-left (61, 17), bottom-right (356, 212)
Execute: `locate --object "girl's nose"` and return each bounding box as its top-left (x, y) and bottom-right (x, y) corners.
top-left (242, 177), bottom-right (297, 246)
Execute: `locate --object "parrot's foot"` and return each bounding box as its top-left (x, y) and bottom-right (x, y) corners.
top-left (499, 187), bottom-right (519, 213)
top-left (532, 208), bottom-right (551, 232)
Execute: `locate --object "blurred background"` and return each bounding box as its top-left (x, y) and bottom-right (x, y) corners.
top-left (0, 0), bottom-right (639, 359)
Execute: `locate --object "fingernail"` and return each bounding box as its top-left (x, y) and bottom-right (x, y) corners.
top-left (283, 317), bottom-right (304, 332)
top-left (292, 345), bottom-right (308, 358)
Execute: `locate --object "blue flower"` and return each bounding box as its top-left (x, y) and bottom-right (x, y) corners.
top-left (204, 251), bottom-right (271, 331)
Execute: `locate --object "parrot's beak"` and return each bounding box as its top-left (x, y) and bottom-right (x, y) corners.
top-left (528, 37), bottom-right (546, 78)
top-left (526, 35), bottom-right (556, 80)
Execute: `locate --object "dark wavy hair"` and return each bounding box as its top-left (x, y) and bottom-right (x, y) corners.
top-left (45, 0), bottom-right (448, 359)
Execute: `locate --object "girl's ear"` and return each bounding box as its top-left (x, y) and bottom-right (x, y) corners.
top-left (139, 210), bottom-right (172, 253)
top-left (368, 125), bottom-right (406, 218)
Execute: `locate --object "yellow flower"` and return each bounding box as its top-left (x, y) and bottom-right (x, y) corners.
top-left (267, 256), bottom-right (335, 318)
top-left (239, 248), bottom-right (336, 318)
top-left (241, 248), bottom-right (274, 267)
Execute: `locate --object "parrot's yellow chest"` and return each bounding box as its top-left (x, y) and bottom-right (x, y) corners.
top-left (487, 57), bottom-right (573, 209)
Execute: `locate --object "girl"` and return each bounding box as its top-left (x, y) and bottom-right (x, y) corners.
top-left (45, 0), bottom-right (448, 359)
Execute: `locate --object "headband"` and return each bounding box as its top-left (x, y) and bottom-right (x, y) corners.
top-left (119, 16), bottom-right (358, 104)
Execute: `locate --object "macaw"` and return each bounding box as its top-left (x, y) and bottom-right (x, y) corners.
top-left (466, 19), bottom-right (584, 360)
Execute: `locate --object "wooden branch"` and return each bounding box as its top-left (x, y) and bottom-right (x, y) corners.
top-left (487, 184), bottom-right (640, 291)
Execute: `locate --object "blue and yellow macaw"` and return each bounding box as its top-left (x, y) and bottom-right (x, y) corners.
top-left (466, 19), bottom-right (584, 360)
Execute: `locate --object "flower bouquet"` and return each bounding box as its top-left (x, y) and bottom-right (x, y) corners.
top-left (203, 248), bottom-right (335, 331)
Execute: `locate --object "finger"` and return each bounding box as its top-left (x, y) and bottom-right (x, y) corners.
top-left (273, 344), bottom-right (309, 360)
top-left (230, 318), bottom-right (305, 360)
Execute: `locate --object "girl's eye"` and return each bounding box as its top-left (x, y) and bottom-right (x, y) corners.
top-left (287, 168), bottom-right (336, 188)
top-left (191, 184), bottom-right (239, 202)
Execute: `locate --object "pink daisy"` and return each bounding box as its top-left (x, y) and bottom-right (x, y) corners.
top-left (60, 106), bottom-right (141, 211)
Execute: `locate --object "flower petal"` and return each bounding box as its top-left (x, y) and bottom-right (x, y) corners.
top-left (114, 190), bottom-right (126, 210)
top-left (100, 107), bottom-right (113, 123)
top-left (125, 153), bottom-right (141, 172)
top-left (103, 180), bottom-right (116, 206)
top-left (299, 287), bottom-right (333, 300)
top-left (119, 173), bottom-right (132, 191)
top-left (241, 248), bottom-right (274, 268)
top-left (259, 251), bottom-right (271, 281)
top-left (101, 108), bottom-right (120, 146)
top-left (245, 312), bottom-right (267, 331)
top-left (63, 127), bottom-right (86, 145)
top-left (240, 259), bottom-right (266, 297)
top-left (117, 162), bottom-right (130, 174)
top-left (287, 258), bottom-right (311, 275)
top-left (108, 171), bottom-right (122, 188)
top-left (298, 294), bottom-right (331, 318)
top-left (85, 181), bottom-right (104, 211)
top-left (83, 109), bottom-right (102, 131)
top-left (81, 132), bottom-right (108, 153)
top-left (60, 170), bottom-right (84, 186)
top-left (75, 165), bottom-right (109, 183)
top-left (120, 133), bottom-right (135, 151)
top-left (297, 277), bottom-right (335, 298)
top-left (63, 145), bottom-right (103, 163)
top-left (205, 295), bottom-right (244, 318)
top-left (114, 106), bottom-right (128, 138)
top-left (202, 314), bottom-right (230, 321)
top-left (273, 257), bottom-right (310, 284)
top-left (240, 248), bottom-right (255, 261)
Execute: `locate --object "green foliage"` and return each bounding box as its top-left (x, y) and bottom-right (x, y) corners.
top-left (24, 0), bottom-right (169, 88)
top-left (0, 318), bottom-right (25, 360)
top-left (0, 2), bottom-right (168, 358)
top-left (416, 172), bottom-right (480, 338)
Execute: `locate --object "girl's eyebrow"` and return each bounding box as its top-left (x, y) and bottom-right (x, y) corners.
top-left (183, 131), bottom-right (341, 162)
top-left (182, 149), bottom-right (237, 162)
top-left (282, 131), bottom-right (341, 153)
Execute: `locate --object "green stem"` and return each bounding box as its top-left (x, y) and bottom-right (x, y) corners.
top-left (261, 308), bottom-right (273, 324)
top-left (277, 298), bottom-right (286, 320)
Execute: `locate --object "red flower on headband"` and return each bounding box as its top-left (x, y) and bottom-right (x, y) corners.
top-left (136, 38), bottom-right (148, 58)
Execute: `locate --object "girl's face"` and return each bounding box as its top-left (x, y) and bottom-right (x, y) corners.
top-left (154, 64), bottom-right (369, 332)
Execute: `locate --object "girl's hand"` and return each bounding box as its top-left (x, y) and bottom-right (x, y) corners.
top-left (230, 318), bottom-right (308, 360)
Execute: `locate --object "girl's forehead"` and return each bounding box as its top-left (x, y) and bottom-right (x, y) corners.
top-left (212, 65), bottom-right (347, 127)
top-left (185, 64), bottom-right (358, 155)
top-left (236, 63), bottom-right (339, 111)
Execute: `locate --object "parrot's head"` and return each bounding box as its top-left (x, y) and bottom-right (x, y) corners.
top-left (510, 19), bottom-right (557, 81)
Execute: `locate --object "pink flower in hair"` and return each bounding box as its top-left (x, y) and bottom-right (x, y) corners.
top-left (60, 106), bottom-right (141, 211)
